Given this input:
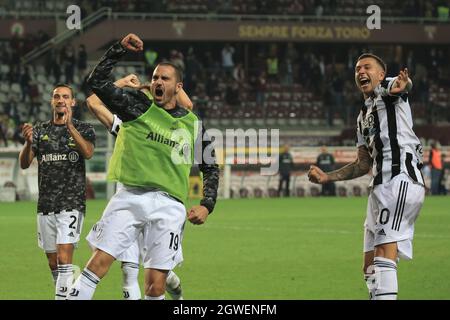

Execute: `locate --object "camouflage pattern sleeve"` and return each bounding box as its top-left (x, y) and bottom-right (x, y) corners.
top-left (197, 122), bottom-right (220, 214)
top-left (31, 122), bottom-right (40, 155)
top-left (75, 120), bottom-right (96, 147)
top-left (87, 42), bottom-right (149, 122)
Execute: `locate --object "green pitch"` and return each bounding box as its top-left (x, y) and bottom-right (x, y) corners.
top-left (0, 197), bottom-right (449, 300)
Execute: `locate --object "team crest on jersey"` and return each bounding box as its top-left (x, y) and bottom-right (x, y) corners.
top-left (41, 134), bottom-right (49, 141)
top-left (362, 113), bottom-right (378, 139)
top-left (363, 114), bottom-right (375, 128)
top-left (68, 151), bottom-right (79, 162)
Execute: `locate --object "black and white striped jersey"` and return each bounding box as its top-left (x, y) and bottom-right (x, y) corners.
top-left (356, 77), bottom-right (424, 187)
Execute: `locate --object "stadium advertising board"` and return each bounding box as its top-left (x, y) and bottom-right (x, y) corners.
top-left (89, 20), bottom-right (450, 43)
top-left (3, 19), bottom-right (450, 50)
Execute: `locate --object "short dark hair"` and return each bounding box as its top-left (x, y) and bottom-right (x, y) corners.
top-left (53, 83), bottom-right (75, 98)
top-left (156, 62), bottom-right (183, 82)
top-left (357, 53), bottom-right (387, 73)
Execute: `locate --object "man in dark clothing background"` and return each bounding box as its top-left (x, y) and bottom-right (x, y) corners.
top-left (316, 146), bottom-right (336, 196)
top-left (278, 144), bottom-right (294, 197)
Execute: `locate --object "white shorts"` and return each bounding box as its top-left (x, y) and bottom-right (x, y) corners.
top-left (363, 173), bottom-right (425, 260)
top-left (37, 209), bottom-right (84, 253)
top-left (86, 186), bottom-right (186, 270)
top-left (87, 225), bottom-right (146, 264)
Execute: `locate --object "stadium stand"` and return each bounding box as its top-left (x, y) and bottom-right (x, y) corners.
top-left (2, 0), bottom-right (447, 18)
top-left (0, 0), bottom-right (449, 198)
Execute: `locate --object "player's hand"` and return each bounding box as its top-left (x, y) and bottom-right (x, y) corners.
top-left (308, 165), bottom-right (329, 184)
top-left (22, 123), bottom-right (33, 144)
top-left (390, 68), bottom-right (410, 94)
top-left (187, 205), bottom-right (209, 225)
top-left (63, 105), bottom-right (73, 127)
top-left (120, 33), bottom-right (143, 52)
top-left (114, 74), bottom-right (141, 88)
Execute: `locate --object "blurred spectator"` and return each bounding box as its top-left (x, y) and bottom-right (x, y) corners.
top-left (77, 44), bottom-right (88, 77)
top-left (330, 69), bottom-right (344, 126)
top-left (218, 0), bottom-right (232, 13)
top-left (280, 58), bottom-right (294, 85)
top-left (19, 67), bottom-right (31, 102)
top-left (45, 48), bottom-right (60, 81)
top-left (343, 79), bottom-right (360, 126)
top-left (315, 3), bottom-right (324, 16)
top-left (206, 73), bottom-right (220, 97)
top-left (204, 50), bottom-right (220, 74)
top-left (63, 45), bottom-right (76, 84)
top-left (194, 90), bottom-right (209, 119)
top-left (254, 71), bottom-right (267, 107)
top-left (429, 141), bottom-right (443, 195)
top-left (222, 43), bottom-right (235, 77)
top-left (316, 146), bottom-right (336, 196)
top-left (417, 75), bottom-right (430, 104)
top-left (170, 50), bottom-right (185, 72)
top-left (266, 45), bottom-right (279, 83)
top-left (288, 0), bottom-right (305, 14)
top-left (28, 81), bottom-right (41, 119)
top-left (437, 1), bottom-right (449, 21)
top-left (5, 93), bottom-right (19, 125)
top-left (225, 82), bottom-right (240, 109)
top-left (0, 113), bottom-right (8, 147)
top-left (278, 144), bottom-right (294, 197)
top-left (185, 47), bottom-right (203, 93)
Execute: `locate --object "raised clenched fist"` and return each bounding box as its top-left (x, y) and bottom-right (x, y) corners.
top-left (120, 33), bottom-right (144, 52)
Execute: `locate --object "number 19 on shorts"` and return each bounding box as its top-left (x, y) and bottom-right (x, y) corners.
top-left (169, 232), bottom-right (179, 250)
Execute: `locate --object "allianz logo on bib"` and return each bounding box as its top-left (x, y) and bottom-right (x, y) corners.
top-left (41, 151), bottom-right (80, 163)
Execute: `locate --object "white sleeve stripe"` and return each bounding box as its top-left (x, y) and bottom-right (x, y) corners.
top-left (110, 114), bottom-right (122, 136)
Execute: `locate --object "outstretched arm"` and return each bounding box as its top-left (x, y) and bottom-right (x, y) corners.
top-left (308, 146), bottom-right (372, 184)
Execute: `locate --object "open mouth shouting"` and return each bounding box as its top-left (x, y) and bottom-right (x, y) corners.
top-left (154, 86), bottom-right (164, 100)
top-left (358, 76), bottom-right (371, 90)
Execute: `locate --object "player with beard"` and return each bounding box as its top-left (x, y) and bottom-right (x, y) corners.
top-left (86, 73), bottom-right (193, 300)
top-left (68, 34), bottom-right (219, 300)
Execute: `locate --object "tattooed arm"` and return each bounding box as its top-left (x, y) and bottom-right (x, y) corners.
top-left (308, 146), bottom-right (372, 184)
